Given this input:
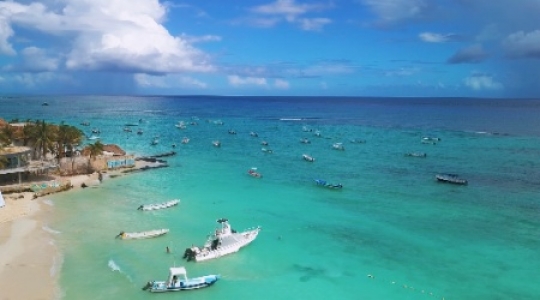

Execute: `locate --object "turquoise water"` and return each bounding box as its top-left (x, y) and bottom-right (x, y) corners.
top-left (2, 96), bottom-right (540, 299)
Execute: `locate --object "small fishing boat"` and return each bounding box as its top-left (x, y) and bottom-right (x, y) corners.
top-left (181, 137), bottom-right (190, 144)
top-left (151, 137), bottom-right (159, 145)
top-left (87, 135), bottom-right (100, 140)
top-left (435, 174), bottom-right (468, 185)
top-left (116, 228), bottom-right (169, 240)
top-left (314, 130), bottom-right (322, 137)
top-left (250, 131), bottom-right (258, 137)
top-left (92, 128), bottom-right (101, 134)
top-left (228, 129), bottom-right (237, 134)
top-left (183, 218), bottom-right (260, 262)
top-left (405, 152), bottom-right (427, 157)
top-left (314, 179), bottom-right (343, 189)
top-left (300, 138), bottom-right (311, 144)
top-left (247, 168), bottom-right (262, 178)
top-left (138, 199), bottom-right (180, 211)
top-left (303, 154), bottom-right (315, 162)
top-left (175, 121), bottom-right (186, 129)
top-left (123, 127), bottom-right (132, 132)
top-left (261, 147), bottom-right (273, 154)
top-left (142, 266), bottom-right (219, 293)
top-left (422, 137), bottom-right (440, 145)
top-left (212, 140), bottom-right (221, 147)
top-left (332, 142), bottom-right (345, 150)
top-left (42, 102), bottom-right (49, 106)
top-left (137, 129), bottom-right (143, 135)
top-left (261, 140), bottom-right (269, 146)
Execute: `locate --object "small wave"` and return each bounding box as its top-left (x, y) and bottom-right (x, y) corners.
top-left (42, 199), bottom-right (54, 206)
top-left (108, 259), bottom-right (121, 272)
top-left (42, 226), bottom-right (61, 235)
top-left (280, 118), bottom-right (303, 121)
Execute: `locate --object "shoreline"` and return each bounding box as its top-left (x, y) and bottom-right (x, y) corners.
top-left (0, 159), bottom-right (167, 300)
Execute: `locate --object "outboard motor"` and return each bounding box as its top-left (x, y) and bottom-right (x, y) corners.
top-left (142, 281), bottom-right (153, 291)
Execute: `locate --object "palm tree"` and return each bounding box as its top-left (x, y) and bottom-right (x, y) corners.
top-left (57, 125), bottom-right (84, 159)
top-left (1, 124), bottom-right (16, 146)
top-left (21, 122), bottom-right (37, 146)
top-left (32, 120), bottom-right (56, 160)
top-left (87, 141), bottom-right (104, 160)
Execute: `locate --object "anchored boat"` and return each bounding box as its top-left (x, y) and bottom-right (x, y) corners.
top-left (183, 218), bottom-right (260, 262)
top-left (138, 199), bottom-right (180, 211)
top-left (115, 228), bottom-right (169, 240)
top-left (142, 266), bottom-right (219, 293)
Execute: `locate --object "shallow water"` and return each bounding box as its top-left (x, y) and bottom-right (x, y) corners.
top-left (2, 96), bottom-right (540, 299)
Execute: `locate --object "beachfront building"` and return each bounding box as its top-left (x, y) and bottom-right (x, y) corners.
top-left (0, 146), bottom-right (57, 188)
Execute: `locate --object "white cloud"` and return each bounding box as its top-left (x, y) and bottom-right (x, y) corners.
top-left (447, 44), bottom-right (488, 64)
top-left (286, 63), bottom-right (356, 77)
top-left (249, 0), bottom-right (331, 31)
top-left (298, 18), bottom-right (331, 31)
top-left (180, 34), bottom-right (222, 43)
top-left (502, 30), bottom-right (540, 59)
top-left (228, 75), bottom-right (268, 87)
top-left (463, 74), bottom-right (503, 91)
top-left (419, 32), bottom-right (453, 43)
top-left (0, 0), bottom-right (215, 74)
top-left (274, 79), bottom-right (290, 89)
top-left (362, 0), bottom-right (429, 26)
top-left (134, 74), bottom-right (208, 89)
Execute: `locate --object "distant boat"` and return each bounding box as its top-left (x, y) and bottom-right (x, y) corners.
top-left (314, 130), bottom-right (322, 137)
top-left (92, 128), bottom-right (101, 134)
top-left (300, 138), bottom-right (311, 144)
top-left (314, 179), bottom-right (343, 189)
top-left (115, 228), bottom-right (169, 240)
top-left (302, 154), bottom-right (315, 162)
top-left (181, 137), bottom-right (190, 144)
top-left (87, 135), bottom-right (100, 140)
top-left (250, 131), bottom-right (258, 137)
top-left (228, 129), bottom-right (237, 134)
top-left (137, 129), bottom-right (143, 135)
top-left (405, 152), bottom-right (427, 157)
top-left (80, 121), bottom-right (90, 126)
top-left (212, 140), bottom-right (221, 147)
top-left (123, 127), bottom-right (132, 132)
top-left (435, 174), bottom-right (468, 185)
top-left (42, 102), bottom-right (49, 106)
top-left (175, 121), bottom-right (187, 129)
top-left (422, 137), bottom-right (440, 144)
top-left (261, 141), bottom-right (269, 146)
top-left (247, 168), bottom-right (262, 178)
top-left (332, 143), bottom-right (345, 150)
top-left (261, 147), bottom-right (273, 154)
top-left (141, 266), bottom-right (219, 293)
top-left (151, 138), bottom-right (159, 145)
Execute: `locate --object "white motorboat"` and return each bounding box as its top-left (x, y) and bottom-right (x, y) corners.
top-left (183, 218), bottom-right (260, 262)
top-left (138, 199), bottom-right (180, 211)
top-left (181, 137), bottom-right (190, 144)
top-left (303, 154), bottom-right (315, 162)
top-left (332, 142), bottom-right (345, 150)
top-left (116, 228), bottom-right (169, 240)
top-left (142, 266), bottom-right (219, 293)
top-left (175, 121), bottom-right (187, 129)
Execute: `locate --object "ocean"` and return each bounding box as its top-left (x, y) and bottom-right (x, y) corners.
top-left (1, 95), bottom-right (540, 299)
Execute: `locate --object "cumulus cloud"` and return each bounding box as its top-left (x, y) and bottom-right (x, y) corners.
top-left (180, 34), bottom-right (222, 43)
top-left (362, 0), bottom-right (430, 27)
top-left (419, 32), bottom-right (456, 43)
top-left (285, 63), bottom-right (356, 78)
top-left (447, 44), bottom-right (488, 64)
top-left (0, 0), bottom-right (216, 74)
top-left (249, 0), bottom-right (332, 31)
top-left (228, 75), bottom-right (268, 87)
top-left (502, 30), bottom-right (540, 59)
top-left (463, 74), bottom-right (503, 91)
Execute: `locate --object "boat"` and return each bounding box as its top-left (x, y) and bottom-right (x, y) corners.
top-left (314, 130), bottom-right (322, 137)
top-left (137, 129), bottom-right (143, 135)
top-left (228, 129), bottom-right (237, 134)
top-left (261, 141), bottom-right (269, 146)
top-left (261, 147), bottom-right (273, 154)
top-left (435, 174), bottom-right (468, 185)
top-left (247, 168), bottom-right (262, 178)
top-left (181, 137), bottom-right (190, 144)
top-left (92, 128), bottom-right (101, 134)
top-left (42, 102), bottom-right (49, 106)
top-left (332, 142), bottom-right (345, 150)
top-left (116, 228), bottom-right (169, 240)
top-left (300, 138), bottom-right (311, 144)
top-left (422, 137), bottom-right (440, 144)
top-left (212, 140), bottom-right (221, 147)
top-left (175, 121), bottom-right (187, 129)
top-left (123, 127), bottom-right (132, 132)
top-left (151, 137), bottom-right (159, 145)
top-left (183, 218), bottom-right (260, 262)
top-left (137, 199), bottom-right (180, 211)
top-left (302, 154), bottom-right (315, 162)
top-left (80, 121), bottom-right (90, 126)
top-left (87, 135), bottom-right (100, 140)
top-left (142, 266), bottom-right (219, 293)
top-left (302, 125), bottom-right (312, 132)
top-left (405, 152), bottom-right (427, 157)
top-left (250, 131), bottom-right (258, 137)
top-left (314, 179), bottom-right (343, 189)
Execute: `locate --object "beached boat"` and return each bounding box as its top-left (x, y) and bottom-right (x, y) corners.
top-left (142, 266), bottom-right (219, 293)
top-left (116, 228), bottom-right (169, 240)
top-left (137, 199), bottom-right (180, 211)
top-left (247, 168), bottom-right (262, 178)
top-left (435, 174), bottom-right (468, 185)
top-left (314, 179), bottom-right (343, 189)
top-left (332, 142), bottom-right (345, 150)
top-left (303, 154), bottom-right (315, 162)
top-left (183, 218), bottom-right (260, 262)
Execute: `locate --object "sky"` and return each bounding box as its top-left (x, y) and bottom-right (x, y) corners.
top-left (0, 0), bottom-right (539, 97)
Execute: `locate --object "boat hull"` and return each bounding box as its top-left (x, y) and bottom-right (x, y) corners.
top-left (147, 275), bottom-right (219, 292)
top-left (188, 228), bottom-right (260, 262)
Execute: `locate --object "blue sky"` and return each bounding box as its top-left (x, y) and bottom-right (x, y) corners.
top-left (0, 0), bottom-right (539, 97)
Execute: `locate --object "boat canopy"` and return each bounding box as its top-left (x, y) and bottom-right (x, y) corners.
top-left (168, 267), bottom-right (187, 283)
